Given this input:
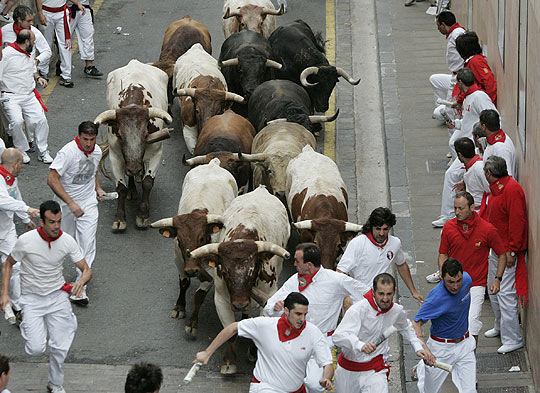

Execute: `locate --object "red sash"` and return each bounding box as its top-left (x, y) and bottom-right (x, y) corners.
top-left (251, 378), bottom-right (306, 393)
top-left (42, 4), bottom-right (71, 49)
top-left (338, 353), bottom-right (390, 377)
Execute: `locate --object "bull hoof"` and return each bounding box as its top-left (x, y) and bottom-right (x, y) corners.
top-left (185, 325), bottom-right (198, 338)
top-left (126, 191), bottom-right (138, 200)
top-left (220, 364), bottom-right (237, 375)
top-left (171, 309), bottom-right (185, 319)
top-left (111, 220), bottom-right (127, 233)
top-left (135, 216), bottom-right (150, 229)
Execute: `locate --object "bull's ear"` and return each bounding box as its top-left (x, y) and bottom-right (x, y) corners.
top-left (199, 254), bottom-right (220, 268)
top-left (206, 222), bottom-right (223, 234)
top-left (159, 227), bottom-right (177, 239)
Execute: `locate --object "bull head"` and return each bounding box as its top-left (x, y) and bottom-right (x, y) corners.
top-left (223, 4), bottom-right (285, 35)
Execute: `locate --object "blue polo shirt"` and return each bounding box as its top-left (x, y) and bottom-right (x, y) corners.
top-left (414, 272), bottom-right (472, 340)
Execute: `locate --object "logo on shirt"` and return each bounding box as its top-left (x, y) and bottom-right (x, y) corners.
top-left (285, 329), bottom-right (291, 337)
top-left (298, 278), bottom-right (307, 288)
top-left (475, 241), bottom-right (482, 247)
top-left (386, 251), bottom-right (394, 260)
top-left (483, 68), bottom-right (489, 74)
top-left (495, 134), bottom-right (502, 141)
top-left (72, 159), bottom-right (96, 185)
top-left (461, 292), bottom-right (470, 302)
top-left (498, 183), bottom-right (504, 190)
top-left (7, 186), bottom-right (17, 199)
top-left (462, 223), bottom-right (469, 232)
top-left (301, 346), bottom-right (306, 350)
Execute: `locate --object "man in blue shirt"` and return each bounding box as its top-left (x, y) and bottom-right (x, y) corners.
top-left (413, 258), bottom-right (477, 393)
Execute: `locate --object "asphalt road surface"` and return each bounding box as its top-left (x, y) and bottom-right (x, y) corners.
top-left (0, 0), bottom-right (326, 376)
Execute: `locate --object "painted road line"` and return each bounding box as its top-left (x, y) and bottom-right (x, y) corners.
top-left (325, 0), bottom-right (336, 161)
top-left (41, 0), bottom-right (107, 104)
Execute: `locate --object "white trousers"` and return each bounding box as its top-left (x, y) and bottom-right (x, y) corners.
top-left (417, 336), bottom-right (476, 393)
top-left (60, 196), bottom-right (98, 279)
top-left (439, 158), bottom-right (465, 219)
top-left (468, 286), bottom-right (485, 336)
top-left (334, 366), bottom-right (388, 393)
top-left (249, 382), bottom-right (293, 393)
top-left (430, 74), bottom-right (455, 121)
top-left (40, 10), bottom-right (72, 80)
top-left (70, 7), bottom-right (95, 61)
top-left (0, 228), bottom-right (21, 311)
top-left (305, 335), bottom-right (333, 393)
top-left (19, 290), bottom-right (77, 386)
top-left (487, 251), bottom-right (523, 345)
top-left (1, 93), bottom-right (49, 154)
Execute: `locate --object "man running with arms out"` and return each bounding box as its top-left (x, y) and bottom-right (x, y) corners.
top-left (195, 292), bottom-right (334, 393)
top-left (414, 258), bottom-right (476, 393)
top-left (264, 243), bottom-right (365, 393)
top-left (47, 121), bottom-right (104, 306)
top-left (0, 200), bottom-right (92, 393)
top-left (337, 207), bottom-right (423, 303)
top-left (332, 273), bottom-right (432, 393)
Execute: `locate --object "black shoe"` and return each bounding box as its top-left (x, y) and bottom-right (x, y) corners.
top-left (84, 65), bottom-right (103, 78)
top-left (59, 77), bottom-right (74, 88)
top-left (55, 60), bottom-right (61, 76)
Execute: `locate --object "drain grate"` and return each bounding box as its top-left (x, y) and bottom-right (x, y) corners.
top-left (478, 387), bottom-right (529, 393)
top-left (476, 351), bottom-right (528, 373)
top-left (426, 159), bottom-right (449, 173)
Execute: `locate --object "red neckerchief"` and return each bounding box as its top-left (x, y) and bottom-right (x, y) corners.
top-left (456, 211), bottom-right (477, 240)
top-left (486, 129), bottom-right (506, 145)
top-left (37, 227), bottom-right (63, 249)
top-left (298, 268), bottom-right (319, 292)
top-left (74, 136), bottom-right (94, 157)
top-left (366, 232), bottom-right (389, 249)
top-left (277, 313), bottom-right (306, 342)
top-left (13, 23), bottom-right (23, 35)
top-left (7, 42), bottom-right (48, 112)
top-left (489, 175), bottom-right (510, 197)
top-left (0, 165), bottom-right (15, 186)
top-left (464, 154), bottom-right (482, 171)
top-left (446, 22), bottom-right (463, 38)
top-left (463, 82), bottom-right (482, 99)
top-left (364, 289), bottom-right (394, 316)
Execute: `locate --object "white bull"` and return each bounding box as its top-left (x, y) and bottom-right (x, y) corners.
top-left (222, 0), bottom-right (285, 39)
top-left (95, 59), bottom-right (172, 231)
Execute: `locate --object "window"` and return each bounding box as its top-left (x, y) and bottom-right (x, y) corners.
top-left (498, 0), bottom-right (505, 66)
top-left (517, 0), bottom-right (528, 155)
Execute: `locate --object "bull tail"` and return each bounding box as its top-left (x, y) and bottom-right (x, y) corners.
top-left (98, 134), bottom-right (113, 181)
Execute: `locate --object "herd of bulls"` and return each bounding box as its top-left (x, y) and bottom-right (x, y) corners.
top-left (93, 0), bottom-right (362, 374)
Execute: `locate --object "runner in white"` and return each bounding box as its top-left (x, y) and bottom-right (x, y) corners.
top-left (337, 207), bottom-right (424, 303)
top-left (47, 121), bottom-right (104, 305)
top-left (195, 292), bottom-right (334, 393)
top-left (68, 0), bottom-right (102, 77)
top-left (0, 200), bottom-right (92, 393)
top-left (264, 243), bottom-right (364, 393)
top-left (332, 273), bottom-right (431, 393)
top-left (478, 110), bottom-right (517, 178)
top-left (0, 148), bottom-right (39, 314)
top-left (453, 137), bottom-right (489, 208)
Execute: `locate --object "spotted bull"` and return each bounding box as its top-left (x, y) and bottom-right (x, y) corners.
top-left (222, 0), bottom-right (285, 39)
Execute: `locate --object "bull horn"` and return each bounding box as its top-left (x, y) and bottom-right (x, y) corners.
top-left (150, 218), bottom-right (174, 228)
top-left (223, 7), bottom-right (241, 19)
top-left (265, 59), bottom-right (283, 70)
top-left (344, 222), bottom-right (363, 232)
top-left (336, 67), bottom-right (361, 85)
top-left (236, 153), bottom-right (268, 162)
top-left (293, 220), bottom-right (313, 230)
top-left (262, 3), bottom-right (286, 15)
top-left (207, 214), bottom-right (224, 224)
top-left (255, 241), bottom-right (290, 259)
top-left (146, 128), bottom-right (171, 144)
top-left (300, 66), bottom-right (319, 87)
top-left (267, 118), bottom-right (287, 125)
top-left (224, 92), bottom-right (245, 103)
top-left (148, 108), bottom-right (173, 124)
top-left (190, 243), bottom-right (220, 258)
top-left (174, 88), bottom-right (196, 97)
top-left (220, 58), bottom-right (239, 67)
top-left (94, 109), bottom-right (116, 125)
top-left (309, 109), bottom-right (340, 123)
top-left (184, 155), bottom-right (208, 166)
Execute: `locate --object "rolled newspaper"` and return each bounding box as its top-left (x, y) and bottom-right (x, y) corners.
top-left (100, 192), bottom-right (119, 201)
top-left (435, 361), bottom-right (453, 372)
top-left (4, 303), bottom-right (16, 325)
top-left (184, 362), bottom-right (202, 383)
top-left (436, 98), bottom-right (455, 107)
top-left (373, 325), bottom-right (398, 347)
top-left (439, 107), bottom-right (452, 123)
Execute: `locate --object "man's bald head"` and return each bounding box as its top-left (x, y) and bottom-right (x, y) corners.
top-left (1, 148), bottom-right (23, 166)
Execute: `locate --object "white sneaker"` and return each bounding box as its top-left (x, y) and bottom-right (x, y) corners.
top-left (431, 216), bottom-right (450, 227)
top-left (69, 286), bottom-right (89, 306)
top-left (497, 342), bottom-right (524, 354)
top-left (47, 381), bottom-right (66, 393)
top-left (426, 271), bottom-right (441, 283)
top-left (21, 151), bottom-right (31, 164)
top-left (38, 150), bottom-right (53, 164)
top-left (446, 152), bottom-right (452, 158)
top-left (484, 328), bottom-right (500, 338)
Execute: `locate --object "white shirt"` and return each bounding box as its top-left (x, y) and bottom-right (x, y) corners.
top-left (1, 24), bottom-right (52, 67)
top-left (337, 234), bottom-right (405, 296)
top-left (454, 90), bottom-right (497, 138)
top-left (11, 229), bottom-right (83, 296)
top-left (0, 138), bottom-right (5, 158)
top-left (332, 299), bottom-right (423, 363)
top-left (238, 317), bottom-right (332, 392)
top-left (464, 159), bottom-right (489, 207)
top-left (50, 140), bottom-right (102, 202)
top-left (264, 267), bottom-right (365, 334)
top-left (42, 0), bottom-right (67, 8)
top-left (483, 134), bottom-right (517, 178)
top-left (0, 173), bottom-right (30, 240)
top-left (447, 27), bottom-right (466, 73)
top-left (0, 46), bottom-right (36, 95)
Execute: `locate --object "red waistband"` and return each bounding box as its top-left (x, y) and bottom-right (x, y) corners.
top-left (430, 331), bottom-right (469, 343)
top-left (42, 5), bottom-right (67, 12)
top-left (251, 377), bottom-right (306, 393)
top-left (338, 353), bottom-right (390, 375)
top-left (327, 329), bottom-right (335, 336)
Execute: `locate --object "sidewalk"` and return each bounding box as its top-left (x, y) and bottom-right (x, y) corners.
top-left (374, 0), bottom-right (536, 392)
